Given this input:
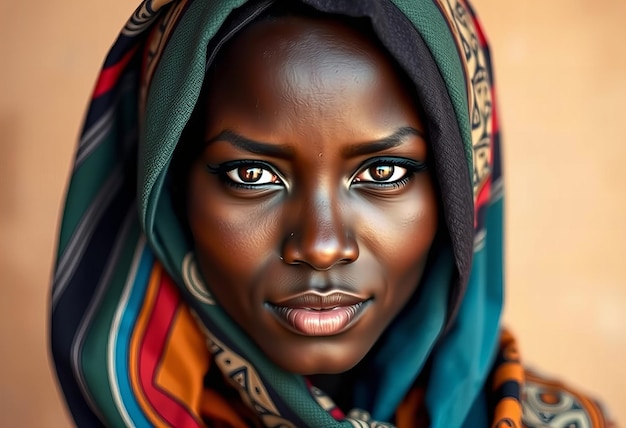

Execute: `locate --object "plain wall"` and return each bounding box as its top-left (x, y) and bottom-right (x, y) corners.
top-left (0, 0), bottom-right (623, 425)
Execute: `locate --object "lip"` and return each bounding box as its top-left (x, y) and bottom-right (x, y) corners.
top-left (268, 291), bottom-right (371, 336)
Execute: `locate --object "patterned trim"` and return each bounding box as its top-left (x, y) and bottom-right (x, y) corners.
top-left (139, 0), bottom-right (190, 117)
top-left (434, 0), bottom-right (493, 200)
top-left (124, 0), bottom-right (176, 36)
top-left (522, 371), bottom-right (612, 428)
top-left (192, 312), bottom-right (297, 428)
top-left (345, 409), bottom-right (395, 428)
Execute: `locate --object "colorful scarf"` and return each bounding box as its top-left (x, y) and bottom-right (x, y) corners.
top-left (50, 0), bottom-right (613, 427)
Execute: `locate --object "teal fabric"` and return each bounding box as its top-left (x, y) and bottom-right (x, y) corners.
top-left (356, 248), bottom-right (454, 420)
top-left (427, 197), bottom-right (504, 427)
top-left (461, 391), bottom-right (489, 428)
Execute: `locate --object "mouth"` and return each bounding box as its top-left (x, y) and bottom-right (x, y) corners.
top-left (267, 291), bottom-right (371, 336)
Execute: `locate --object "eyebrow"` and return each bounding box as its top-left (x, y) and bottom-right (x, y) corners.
top-left (206, 126), bottom-right (425, 158)
top-left (206, 130), bottom-right (294, 158)
top-left (342, 127), bottom-right (426, 157)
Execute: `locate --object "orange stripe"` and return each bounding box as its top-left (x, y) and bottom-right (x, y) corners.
top-left (137, 273), bottom-right (202, 427)
top-left (499, 329), bottom-right (521, 362)
top-left (200, 389), bottom-right (251, 428)
top-left (128, 263), bottom-right (169, 427)
top-left (128, 265), bottom-right (253, 427)
top-left (395, 387), bottom-right (428, 428)
top-left (155, 304), bottom-right (210, 418)
top-left (492, 361), bottom-right (524, 391)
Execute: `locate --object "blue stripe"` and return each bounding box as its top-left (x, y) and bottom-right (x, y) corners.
top-left (114, 244), bottom-right (155, 425)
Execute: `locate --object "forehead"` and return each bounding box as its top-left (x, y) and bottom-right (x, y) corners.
top-left (204, 15), bottom-right (420, 133)
top-left (209, 14), bottom-right (414, 91)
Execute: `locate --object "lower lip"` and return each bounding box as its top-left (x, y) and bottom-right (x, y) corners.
top-left (269, 302), bottom-right (369, 336)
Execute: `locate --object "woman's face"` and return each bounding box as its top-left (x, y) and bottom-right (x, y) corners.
top-left (186, 17), bottom-right (438, 374)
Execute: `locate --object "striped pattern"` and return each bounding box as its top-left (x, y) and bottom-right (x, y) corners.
top-left (51, 1), bottom-right (179, 425)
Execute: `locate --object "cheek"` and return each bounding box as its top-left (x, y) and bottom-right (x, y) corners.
top-left (358, 176), bottom-right (438, 286)
top-left (186, 166), bottom-right (279, 279)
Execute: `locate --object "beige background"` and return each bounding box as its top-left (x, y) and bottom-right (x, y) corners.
top-left (1, 0), bottom-right (624, 426)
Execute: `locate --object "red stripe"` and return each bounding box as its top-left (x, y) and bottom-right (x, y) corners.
top-left (93, 47), bottom-right (138, 98)
top-left (469, 4), bottom-right (488, 47)
top-left (491, 84), bottom-right (499, 135)
top-left (138, 275), bottom-right (203, 428)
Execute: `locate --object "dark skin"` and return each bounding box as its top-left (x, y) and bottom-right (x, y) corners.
top-left (185, 16), bottom-right (438, 402)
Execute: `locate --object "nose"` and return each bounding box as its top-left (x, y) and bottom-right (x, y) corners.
top-left (281, 196), bottom-right (359, 270)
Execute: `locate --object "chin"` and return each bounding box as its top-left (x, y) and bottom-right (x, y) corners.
top-left (262, 339), bottom-right (369, 375)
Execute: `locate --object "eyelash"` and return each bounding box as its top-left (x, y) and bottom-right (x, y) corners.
top-left (206, 160), bottom-right (284, 189)
top-left (205, 157), bottom-right (427, 191)
top-left (351, 157), bottom-right (427, 189)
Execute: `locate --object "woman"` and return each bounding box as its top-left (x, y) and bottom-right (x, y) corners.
top-left (50, 0), bottom-right (614, 426)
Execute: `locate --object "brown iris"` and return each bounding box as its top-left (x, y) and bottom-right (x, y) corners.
top-left (239, 167), bottom-right (263, 182)
top-left (370, 165), bottom-right (394, 181)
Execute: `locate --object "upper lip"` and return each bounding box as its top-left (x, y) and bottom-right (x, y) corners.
top-left (271, 291), bottom-right (368, 309)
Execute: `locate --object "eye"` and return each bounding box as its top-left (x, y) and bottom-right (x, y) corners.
top-left (350, 157), bottom-right (427, 190)
top-left (353, 163), bottom-right (409, 183)
top-left (206, 160), bottom-right (284, 189)
top-left (225, 165), bottom-right (281, 185)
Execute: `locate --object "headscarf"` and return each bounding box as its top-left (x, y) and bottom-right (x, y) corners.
top-left (51, 0), bottom-right (508, 426)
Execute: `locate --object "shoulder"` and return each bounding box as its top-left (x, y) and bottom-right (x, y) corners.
top-left (521, 369), bottom-right (618, 428)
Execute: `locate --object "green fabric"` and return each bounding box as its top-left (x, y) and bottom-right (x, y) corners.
top-left (141, 0), bottom-right (248, 249)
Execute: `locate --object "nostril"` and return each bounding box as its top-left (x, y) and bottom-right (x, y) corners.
top-left (280, 230), bottom-right (359, 270)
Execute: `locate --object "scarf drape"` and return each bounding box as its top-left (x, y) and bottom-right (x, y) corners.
top-left (51, 1), bottom-right (609, 427)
